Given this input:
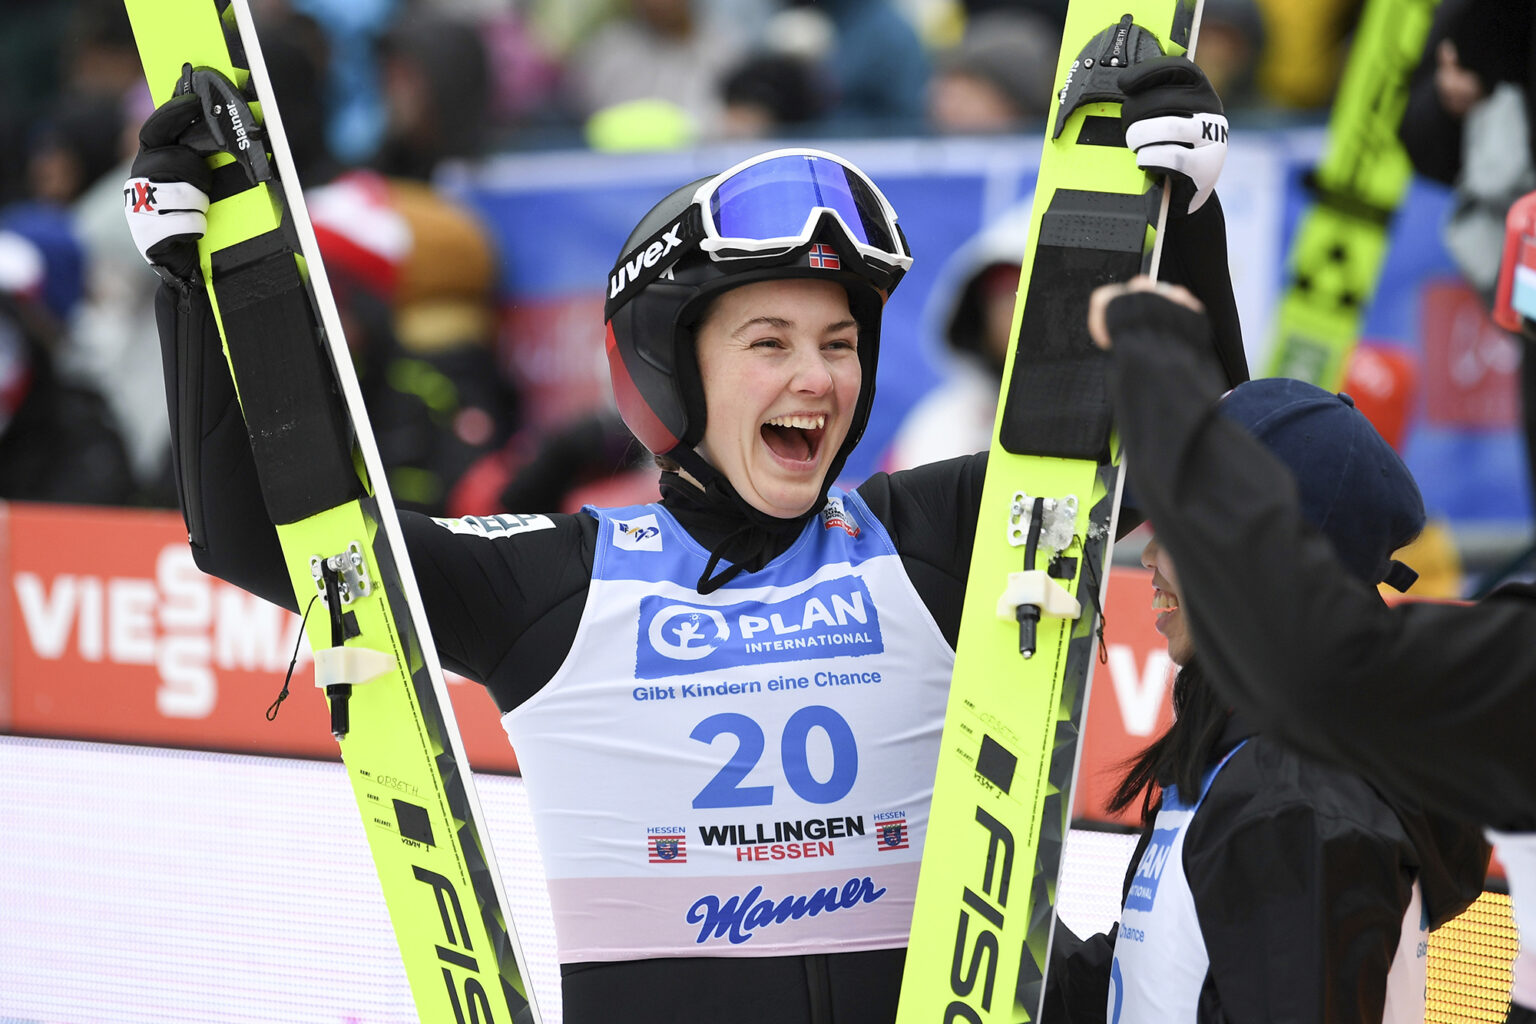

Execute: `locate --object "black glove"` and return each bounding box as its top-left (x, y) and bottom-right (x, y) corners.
top-left (123, 94), bottom-right (214, 286)
top-left (1120, 55), bottom-right (1228, 214)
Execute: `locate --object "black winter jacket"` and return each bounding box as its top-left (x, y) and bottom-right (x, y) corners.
top-left (1046, 715), bottom-right (1489, 1022)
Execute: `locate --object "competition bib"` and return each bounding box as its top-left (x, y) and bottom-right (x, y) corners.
top-left (504, 491), bottom-right (955, 962)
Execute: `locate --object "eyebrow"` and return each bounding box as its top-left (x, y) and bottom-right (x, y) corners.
top-left (730, 316), bottom-right (859, 337)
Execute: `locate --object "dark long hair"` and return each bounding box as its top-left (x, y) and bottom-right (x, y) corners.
top-left (1106, 659), bottom-right (1230, 824)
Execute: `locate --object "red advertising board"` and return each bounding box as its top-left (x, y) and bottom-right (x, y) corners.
top-left (1072, 566), bottom-right (1177, 826)
top-left (1, 502), bottom-right (518, 771)
top-left (0, 501), bottom-right (1177, 818)
top-left (1421, 277), bottom-right (1522, 429)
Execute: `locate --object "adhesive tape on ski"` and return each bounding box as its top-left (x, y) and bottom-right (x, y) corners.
top-left (313, 646), bottom-right (397, 688)
top-left (996, 570), bottom-right (1082, 621)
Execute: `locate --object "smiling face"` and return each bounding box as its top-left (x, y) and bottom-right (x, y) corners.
top-left (694, 277), bottom-right (862, 518)
top-left (1141, 531), bottom-right (1197, 667)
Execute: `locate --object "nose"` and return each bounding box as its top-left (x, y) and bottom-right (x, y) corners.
top-left (1140, 533), bottom-right (1160, 572)
top-left (789, 346), bottom-right (835, 395)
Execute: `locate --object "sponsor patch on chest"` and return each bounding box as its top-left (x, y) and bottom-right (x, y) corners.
top-left (821, 497), bottom-right (860, 537)
top-left (613, 514), bottom-right (663, 551)
top-left (635, 577), bottom-right (883, 678)
top-left (1124, 825), bottom-right (1178, 913)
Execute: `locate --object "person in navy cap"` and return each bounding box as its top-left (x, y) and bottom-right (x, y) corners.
top-left (1087, 274), bottom-right (1536, 1023)
top-left (1046, 370), bottom-right (1489, 1023)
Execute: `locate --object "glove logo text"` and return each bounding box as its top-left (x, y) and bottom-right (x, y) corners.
top-left (127, 181), bottom-right (159, 213)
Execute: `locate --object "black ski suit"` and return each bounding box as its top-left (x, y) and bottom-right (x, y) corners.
top-left (157, 203), bottom-right (1243, 1022)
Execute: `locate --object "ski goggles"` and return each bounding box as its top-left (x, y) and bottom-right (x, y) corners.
top-left (693, 148), bottom-right (912, 271)
top-left (605, 148), bottom-right (911, 319)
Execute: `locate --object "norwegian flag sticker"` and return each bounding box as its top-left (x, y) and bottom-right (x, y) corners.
top-left (648, 830), bottom-right (688, 863)
top-left (808, 243), bottom-right (841, 270)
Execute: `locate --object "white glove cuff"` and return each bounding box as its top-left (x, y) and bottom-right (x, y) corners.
top-left (1125, 113), bottom-right (1230, 213)
top-left (123, 177), bottom-right (210, 263)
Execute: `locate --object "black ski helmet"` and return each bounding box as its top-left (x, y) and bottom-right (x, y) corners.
top-left (603, 148), bottom-right (911, 489)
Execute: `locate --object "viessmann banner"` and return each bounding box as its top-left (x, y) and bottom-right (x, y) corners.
top-left (0, 500), bottom-right (1176, 825)
top-left (0, 501), bottom-right (521, 773)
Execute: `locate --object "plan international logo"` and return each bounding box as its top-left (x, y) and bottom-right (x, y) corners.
top-left (635, 578), bottom-right (883, 678)
top-left (1124, 826), bottom-right (1178, 912)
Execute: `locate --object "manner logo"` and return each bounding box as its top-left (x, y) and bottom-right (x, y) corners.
top-left (635, 578), bottom-right (883, 678)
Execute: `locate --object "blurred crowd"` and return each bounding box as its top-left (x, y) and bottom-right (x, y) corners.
top-left (0, 0), bottom-right (1365, 516)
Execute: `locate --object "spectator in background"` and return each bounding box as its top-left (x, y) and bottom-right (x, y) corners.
top-left (717, 52), bottom-right (830, 139)
top-left (805, 0), bottom-right (930, 130)
top-left (63, 9), bottom-right (336, 509)
top-left (0, 228), bottom-right (133, 505)
top-left (26, 95), bottom-right (129, 210)
top-left (374, 6), bottom-right (494, 180)
top-left (564, 0), bottom-right (744, 143)
top-left (32, 88), bottom-right (179, 506)
top-left (0, 0), bottom-right (76, 207)
top-left (927, 10), bottom-right (1060, 133)
top-left (55, 0), bottom-right (147, 107)
top-left (1402, 0), bottom-right (1535, 291)
top-left (1191, 0), bottom-right (1266, 110)
top-left (311, 171), bottom-right (520, 515)
top-left (286, 5), bottom-right (521, 516)
top-left (1400, 0), bottom-right (1536, 560)
top-left (23, 1), bottom-right (175, 507)
top-left (1250, 0), bottom-right (1361, 109)
top-left (959, 0), bottom-right (1066, 30)
top-left (882, 201), bottom-right (1031, 470)
top-left (447, 408), bottom-right (657, 518)
top-left (0, 206), bottom-right (86, 332)
top-left (282, 0), bottom-right (399, 165)
top-left (475, 4), bottom-right (566, 144)
top-left (0, 0), bottom-right (145, 203)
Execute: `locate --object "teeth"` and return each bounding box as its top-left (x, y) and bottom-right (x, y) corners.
top-left (1152, 591), bottom-right (1178, 610)
top-left (765, 414), bottom-right (826, 431)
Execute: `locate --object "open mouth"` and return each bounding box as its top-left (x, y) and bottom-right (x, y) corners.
top-left (1151, 587), bottom-right (1179, 633)
top-left (761, 413), bottom-right (827, 464)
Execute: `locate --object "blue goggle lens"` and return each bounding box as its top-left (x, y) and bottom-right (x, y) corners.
top-left (708, 155), bottom-right (898, 253)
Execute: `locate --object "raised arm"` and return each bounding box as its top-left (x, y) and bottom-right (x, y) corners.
top-left (1097, 284), bottom-right (1536, 832)
top-left (133, 99), bottom-right (589, 708)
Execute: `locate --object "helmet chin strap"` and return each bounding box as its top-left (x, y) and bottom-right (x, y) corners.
top-left (668, 444), bottom-right (838, 595)
top-left (670, 445), bottom-right (829, 530)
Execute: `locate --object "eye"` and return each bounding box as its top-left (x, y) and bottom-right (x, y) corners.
top-left (825, 336), bottom-right (858, 352)
top-left (749, 337), bottom-right (785, 350)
